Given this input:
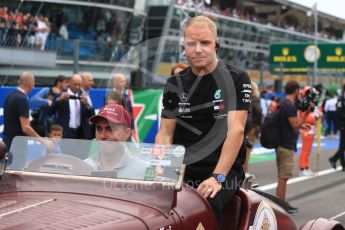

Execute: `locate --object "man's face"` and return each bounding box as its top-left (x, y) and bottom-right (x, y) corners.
top-left (83, 75), bottom-right (94, 90)
top-left (62, 80), bottom-right (69, 90)
top-left (184, 24), bottom-right (218, 71)
top-left (95, 118), bottom-right (130, 142)
top-left (114, 76), bottom-right (127, 91)
top-left (70, 77), bottom-right (82, 94)
top-left (27, 78), bottom-right (35, 93)
top-left (57, 79), bottom-right (69, 90)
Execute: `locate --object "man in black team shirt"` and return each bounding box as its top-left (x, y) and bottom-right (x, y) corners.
top-left (155, 16), bottom-right (251, 225)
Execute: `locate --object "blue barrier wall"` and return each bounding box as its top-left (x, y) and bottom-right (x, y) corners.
top-left (0, 87), bottom-right (107, 139)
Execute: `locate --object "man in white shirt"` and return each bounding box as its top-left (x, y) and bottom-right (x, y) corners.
top-left (324, 95), bottom-right (338, 136)
top-left (84, 104), bottom-right (147, 179)
top-left (59, 20), bottom-right (68, 40)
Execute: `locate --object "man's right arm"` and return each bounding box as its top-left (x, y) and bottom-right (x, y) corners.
top-left (155, 118), bottom-right (176, 145)
top-left (288, 114), bottom-right (307, 132)
top-left (31, 87), bottom-right (50, 107)
top-left (19, 116), bottom-right (40, 137)
top-left (288, 106), bottom-right (313, 132)
top-left (20, 116), bottom-right (55, 150)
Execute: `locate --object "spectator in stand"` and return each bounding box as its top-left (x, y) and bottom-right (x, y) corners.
top-left (107, 29), bottom-right (117, 54)
top-left (27, 14), bottom-right (37, 49)
top-left (20, 14), bottom-right (29, 47)
top-left (48, 74), bottom-right (95, 139)
top-left (1, 7), bottom-right (9, 21)
top-left (59, 19), bottom-right (68, 41)
top-left (34, 15), bottom-right (50, 50)
top-left (42, 17), bottom-right (51, 49)
top-left (31, 75), bottom-right (69, 136)
top-left (6, 12), bottom-right (19, 47)
top-left (96, 31), bottom-right (108, 60)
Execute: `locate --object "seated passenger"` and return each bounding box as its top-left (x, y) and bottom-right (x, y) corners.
top-left (47, 124), bottom-right (63, 154)
top-left (84, 104), bottom-right (148, 179)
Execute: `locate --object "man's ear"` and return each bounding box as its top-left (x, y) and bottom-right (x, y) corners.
top-left (126, 127), bottom-right (131, 138)
top-left (215, 38), bottom-right (220, 51)
top-left (180, 38), bottom-right (185, 50)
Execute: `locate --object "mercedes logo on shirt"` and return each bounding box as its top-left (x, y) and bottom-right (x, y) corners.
top-left (180, 92), bottom-right (188, 102)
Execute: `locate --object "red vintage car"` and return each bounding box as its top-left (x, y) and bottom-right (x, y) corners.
top-left (0, 137), bottom-right (343, 230)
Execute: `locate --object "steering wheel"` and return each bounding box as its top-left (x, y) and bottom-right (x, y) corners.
top-left (26, 154), bottom-right (94, 176)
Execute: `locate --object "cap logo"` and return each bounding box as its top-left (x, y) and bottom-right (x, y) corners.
top-left (100, 106), bottom-right (118, 116)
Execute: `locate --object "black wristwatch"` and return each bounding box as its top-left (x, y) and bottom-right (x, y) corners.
top-left (211, 173), bottom-right (226, 183)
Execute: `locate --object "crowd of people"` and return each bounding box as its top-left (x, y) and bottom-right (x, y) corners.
top-left (0, 6), bottom-right (128, 60)
top-left (177, 0), bottom-right (340, 40)
top-left (2, 71), bottom-right (134, 155)
top-left (0, 7), bottom-right (51, 50)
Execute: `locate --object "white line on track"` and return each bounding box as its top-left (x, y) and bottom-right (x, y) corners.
top-left (330, 211), bottom-right (345, 220)
top-left (257, 166), bottom-right (343, 191)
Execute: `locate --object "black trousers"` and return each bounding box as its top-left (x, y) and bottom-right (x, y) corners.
top-left (184, 165), bottom-right (244, 226)
top-left (67, 127), bottom-right (85, 139)
top-left (330, 128), bottom-right (345, 168)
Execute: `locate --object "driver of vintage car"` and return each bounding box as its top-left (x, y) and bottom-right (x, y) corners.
top-left (84, 104), bottom-right (148, 179)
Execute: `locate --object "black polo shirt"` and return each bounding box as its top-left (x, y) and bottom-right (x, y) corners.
top-left (4, 89), bottom-right (29, 137)
top-left (162, 61), bottom-right (251, 173)
top-left (278, 99), bottom-right (299, 151)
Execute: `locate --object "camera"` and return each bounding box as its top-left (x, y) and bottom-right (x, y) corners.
top-left (295, 86), bottom-right (319, 111)
top-left (69, 95), bottom-right (81, 100)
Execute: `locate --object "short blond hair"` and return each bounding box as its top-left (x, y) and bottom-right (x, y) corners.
top-left (184, 16), bottom-right (217, 38)
top-left (18, 72), bottom-right (34, 86)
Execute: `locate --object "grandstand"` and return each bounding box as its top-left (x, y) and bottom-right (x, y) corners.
top-left (0, 0), bottom-right (344, 87)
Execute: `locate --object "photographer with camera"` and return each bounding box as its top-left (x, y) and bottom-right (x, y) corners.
top-left (297, 86), bottom-right (320, 176)
top-left (275, 80), bottom-right (314, 212)
top-left (48, 74), bottom-right (95, 139)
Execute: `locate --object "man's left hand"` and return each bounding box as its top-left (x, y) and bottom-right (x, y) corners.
top-left (197, 177), bottom-right (222, 199)
top-left (80, 95), bottom-right (90, 107)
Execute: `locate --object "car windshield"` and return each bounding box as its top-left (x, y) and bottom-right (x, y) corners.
top-left (2, 136), bottom-right (186, 214)
top-left (8, 136), bottom-right (185, 183)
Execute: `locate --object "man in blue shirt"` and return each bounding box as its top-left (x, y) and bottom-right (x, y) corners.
top-left (31, 75), bottom-right (68, 136)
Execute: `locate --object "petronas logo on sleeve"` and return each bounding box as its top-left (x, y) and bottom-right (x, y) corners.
top-left (214, 90), bottom-right (221, 100)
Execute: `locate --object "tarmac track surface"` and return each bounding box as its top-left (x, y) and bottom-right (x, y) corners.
top-left (249, 137), bottom-right (345, 226)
